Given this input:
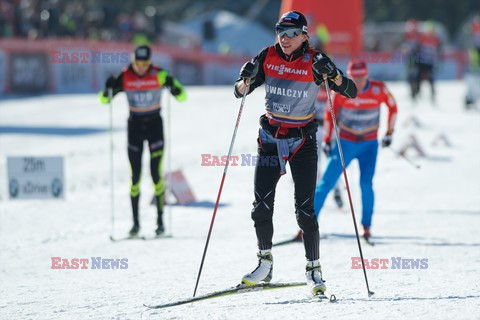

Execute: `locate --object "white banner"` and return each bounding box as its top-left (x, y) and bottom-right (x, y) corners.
top-left (7, 156), bottom-right (65, 199)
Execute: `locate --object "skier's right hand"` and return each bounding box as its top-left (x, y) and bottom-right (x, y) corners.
top-left (322, 141), bottom-right (332, 156)
top-left (239, 59), bottom-right (259, 84)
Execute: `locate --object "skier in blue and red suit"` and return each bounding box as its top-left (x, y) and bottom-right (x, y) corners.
top-left (314, 59), bottom-right (398, 241)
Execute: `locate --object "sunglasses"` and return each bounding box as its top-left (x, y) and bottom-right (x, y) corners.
top-left (275, 25), bottom-right (303, 38)
top-left (134, 60), bottom-right (151, 67)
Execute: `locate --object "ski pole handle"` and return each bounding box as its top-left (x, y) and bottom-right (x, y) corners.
top-left (240, 77), bottom-right (251, 95)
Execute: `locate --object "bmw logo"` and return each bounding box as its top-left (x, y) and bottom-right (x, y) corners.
top-left (9, 179), bottom-right (19, 198)
top-left (51, 178), bottom-right (62, 197)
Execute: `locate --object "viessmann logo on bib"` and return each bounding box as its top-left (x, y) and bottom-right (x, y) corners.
top-left (127, 79), bottom-right (158, 88)
top-left (266, 64), bottom-right (308, 76)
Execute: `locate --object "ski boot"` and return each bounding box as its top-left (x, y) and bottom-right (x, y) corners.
top-left (129, 223), bottom-right (140, 237)
top-left (465, 96), bottom-right (475, 110)
top-left (155, 224), bottom-right (165, 236)
top-left (241, 251), bottom-right (273, 286)
top-left (156, 215), bottom-right (164, 236)
top-left (362, 226), bottom-right (375, 245)
top-left (362, 226), bottom-right (371, 241)
top-left (305, 260), bottom-right (326, 296)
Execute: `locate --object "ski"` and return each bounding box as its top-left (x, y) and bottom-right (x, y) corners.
top-left (273, 232), bottom-right (328, 247)
top-left (144, 282), bottom-right (308, 309)
top-left (141, 234), bottom-right (173, 240)
top-left (273, 233), bottom-right (303, 247)
top-left (109, 235), bottom-right (144, 242)
top-left (109, 234), bottom-right (173, 242)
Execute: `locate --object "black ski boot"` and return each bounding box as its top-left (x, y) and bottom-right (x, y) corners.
top-left (130, 194), bottom-right (140, 236)
top-left (129, 223), bottom-right (140, 237)
top-left (155, 214), bottom-right (164, 236)
top-left (155, 225), bottom-right (164, 236)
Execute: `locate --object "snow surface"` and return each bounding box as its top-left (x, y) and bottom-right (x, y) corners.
top-left (1, 81), bottom-right (479, 319)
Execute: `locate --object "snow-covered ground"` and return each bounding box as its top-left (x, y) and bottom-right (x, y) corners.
top-left (1, 81), bottom-right (479, 319)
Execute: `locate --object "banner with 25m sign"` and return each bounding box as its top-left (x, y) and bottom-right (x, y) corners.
top-left (7, 156), bottom-right (64, 199)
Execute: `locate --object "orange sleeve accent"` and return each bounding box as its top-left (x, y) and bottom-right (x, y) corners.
top-left (381, 83), bottom-right (398, 134)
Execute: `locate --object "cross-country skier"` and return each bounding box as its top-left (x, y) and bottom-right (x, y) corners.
top-left (465, 14), bottom-right (480, 108)
top-left (403, 19), bottom-right (421, 100)
top-left (313, 59), bottom-right (398, 242)
top-left (411, 21), bottom-right (442, 103)
top-left (99, 45), bottom-right (187, 237)
top-left (233, 11), bottom-right (357, 296)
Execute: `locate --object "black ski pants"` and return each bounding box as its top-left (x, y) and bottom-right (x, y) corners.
top-left (127, 113), bottom-right (165, 226)
top-left (251, 122), bottom-right (320, 261)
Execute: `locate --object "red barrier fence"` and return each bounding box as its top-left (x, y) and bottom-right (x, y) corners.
top-left (0, 39), bottom-right (249, 94)
top-left (0, 39), bottom-right (469, 95)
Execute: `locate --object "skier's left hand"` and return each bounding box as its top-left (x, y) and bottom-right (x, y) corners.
top-left (312, 54), bottom-right (339, 81)
top-left (239, 59), bottom-right (259, 84)
top-left (382, 134), bottom-right (392, 147)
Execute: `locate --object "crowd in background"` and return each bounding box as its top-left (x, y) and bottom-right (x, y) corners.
top-left (1, 0), bottom-right (479, 60)
top-left (0, 0), bottom-right (166, 43)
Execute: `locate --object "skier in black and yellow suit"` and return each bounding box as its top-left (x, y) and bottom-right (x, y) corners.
top-left (99, 45), bottom-right (187, 236)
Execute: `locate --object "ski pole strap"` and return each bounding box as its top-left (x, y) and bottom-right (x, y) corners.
top-left (276, 139), bottom-right (289, 175)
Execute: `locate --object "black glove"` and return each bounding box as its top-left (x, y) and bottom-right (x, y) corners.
top-left (382, 134), bottom-right (392, 147)
top-left (313, 54), bottom-right (339, 80)
top-left (322, 141), bottom-right (332, 156)
top-left (106, 76), bottom-right (116, 89)
top-left (239, 59), bottom-right (259, 83)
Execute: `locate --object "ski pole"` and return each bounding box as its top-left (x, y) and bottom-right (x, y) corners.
top-left (166, 93), bottom-right (173, 236)
top-left (386, 146), bottom-right (421, 169)
top-left (108, 88), bottom-right (115, 240)
top-left (193, 78), bottom-right (251, 297)
top-left (323, 75), bottom-right (374, 297)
